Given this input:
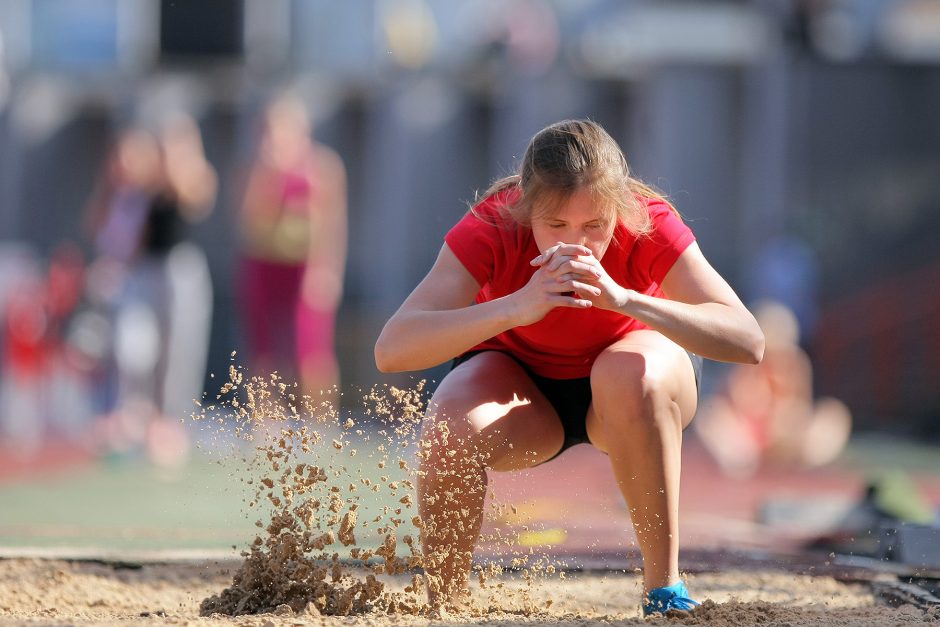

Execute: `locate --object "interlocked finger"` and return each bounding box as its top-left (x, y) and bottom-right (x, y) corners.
top-left (548, 258), bottom-right (601, 278)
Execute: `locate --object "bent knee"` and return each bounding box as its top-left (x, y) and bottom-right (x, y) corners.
top-left (591, 349), bottom-right (646, 390)
top-left (590, 352), bottom-right (679, 427)
top-left (423, 393), bottom-right (483, 447)
top-left (592, 350), bottom-right (674, 402)
top-left (421, 393), bottom-right (508, 465)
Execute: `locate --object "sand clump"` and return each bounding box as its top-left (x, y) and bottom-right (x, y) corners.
top-left (191, 364), bottom-right (560, 619)
top-left (194, 367), bottom-right (429, 617)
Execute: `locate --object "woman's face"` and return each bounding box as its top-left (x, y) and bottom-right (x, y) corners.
top-left (115, 130), bottom-right (162, 188)
top-left (530, 187), bottom-right (615, 261)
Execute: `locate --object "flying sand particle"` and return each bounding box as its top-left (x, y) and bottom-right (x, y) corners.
top-left (195, 372), bottom-right (563, 618)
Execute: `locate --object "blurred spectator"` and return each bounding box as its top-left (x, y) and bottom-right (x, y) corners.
top-left (0, 262), bottom-right (46, 456)
top-left (44, 242), bottom-right (95, 441)
top-left (84, 113), bottom-right (217, 466)
top-left (0, 242), bottom-right (93, 455)
top-left (236, 94), bottom-right (347, 400)
top-left (695, 300), bottom-right (853, 478)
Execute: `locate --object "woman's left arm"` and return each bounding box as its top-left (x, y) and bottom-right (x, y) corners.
top-left (618, 242), bottom-right (765, 364)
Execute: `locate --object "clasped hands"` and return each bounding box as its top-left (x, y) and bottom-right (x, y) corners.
top-left (508, 242), bottom-right (632, 326)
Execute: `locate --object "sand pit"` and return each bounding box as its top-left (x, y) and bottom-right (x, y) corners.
top-left (3, 367), bottom-right (937, 625)
top-left (2, 557), bottom-right (938, 625)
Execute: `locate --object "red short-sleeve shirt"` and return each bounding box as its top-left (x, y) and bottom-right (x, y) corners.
top-left (444, 188), bottom-right (696, 379)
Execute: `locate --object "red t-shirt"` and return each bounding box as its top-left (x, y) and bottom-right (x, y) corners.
top-left (444, 188), bottom-right (696, 379)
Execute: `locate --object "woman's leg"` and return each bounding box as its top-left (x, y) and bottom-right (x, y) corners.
top-left (238, 257), bottom-right (302, 381)
top-left (295, 301), bottom-right (339, 398)
top-left (585, 330), bottom-right (698, 593)
top-left (419, 352), bottom-right (565, 607)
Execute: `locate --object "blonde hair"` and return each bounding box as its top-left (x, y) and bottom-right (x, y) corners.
top-left (474, 119), bottom-right (677, 234)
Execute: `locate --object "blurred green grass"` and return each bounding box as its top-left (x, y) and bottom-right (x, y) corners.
top-left (840, 433), bottom-right (940, 476)
top-left (0, 434), bottom-right (417, 556)
top-left (0, 454), bottom-right (256, 553)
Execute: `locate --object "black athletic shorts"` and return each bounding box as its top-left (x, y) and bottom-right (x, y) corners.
top-left (450, 348), bottom-right (703, 462)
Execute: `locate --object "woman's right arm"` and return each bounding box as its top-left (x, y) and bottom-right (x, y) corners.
top-left (374, 244), bottom-right (520, 373)
top-left (376, 241), bottom-right (598, 372)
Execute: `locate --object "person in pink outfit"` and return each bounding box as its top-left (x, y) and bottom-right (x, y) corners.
top-left (237, 95), bottom-right (347, 399)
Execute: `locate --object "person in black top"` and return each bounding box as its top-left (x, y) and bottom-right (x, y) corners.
top-left (85, 113), bottom-right (217, 466)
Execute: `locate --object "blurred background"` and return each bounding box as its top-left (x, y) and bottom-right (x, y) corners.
top-left (0, 0), bottom-right (939, 558)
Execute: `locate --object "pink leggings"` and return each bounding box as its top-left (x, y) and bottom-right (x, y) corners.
top-left (239, 257), bottom-right (336, 381)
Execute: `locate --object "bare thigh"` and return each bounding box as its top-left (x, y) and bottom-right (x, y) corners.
top-left (426, 352), bottom-right (565, 471)
top-left (585, 330), bottom-right (699, 453)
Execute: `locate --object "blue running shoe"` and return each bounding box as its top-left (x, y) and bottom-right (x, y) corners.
top-left (643, 581), bottom-right (700, 616)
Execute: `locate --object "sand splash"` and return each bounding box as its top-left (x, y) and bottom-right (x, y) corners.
top-left (192, 360), bottom-right (560, 618)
